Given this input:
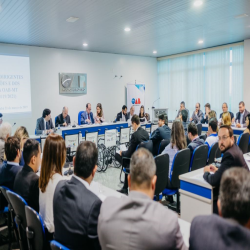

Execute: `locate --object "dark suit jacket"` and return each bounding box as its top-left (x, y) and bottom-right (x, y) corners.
top-left (235, 109), bottom-right (250, 126)
top-left (55, 113), bottom-right (71, 127)
top-left (13, 164), bottom-right (39, 213)
top-left (81, 111), bottom-right (94, 124)
top-left (203, 144), bottom-right (248, 188)
top-left (122, 127), bottom-right (149, 158)
top-left (188, 137), bottom-right (205, 156)
top-left (116, 111), bottom-right (129, 122)
top-left (189, 214), bottom-right (250, 250)
top-left (35, 117), bottom-right (54, 135)
top-left (0, 162), bottom-right (22, 190)
top-left (53, 176), bottom-right (102, 250)
top-left (150, 125), bottom-right (171, 155)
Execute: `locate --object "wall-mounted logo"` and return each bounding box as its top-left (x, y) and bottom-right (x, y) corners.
top-left (59, 73), bottom-right (87, 94)
top-left (131, 98), bottom-right (141, 105)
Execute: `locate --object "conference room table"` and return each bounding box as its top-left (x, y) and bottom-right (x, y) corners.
top-left (202, 124), bottom-right (244, 135)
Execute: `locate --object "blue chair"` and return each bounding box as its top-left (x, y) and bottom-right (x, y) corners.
top-left (25, 206), bottom-right (46, 250)
top-left (207, 142), bottom-right (221, 164)
top-left (50, 240), bottom-right (70, 250)
top-left (189, 144), bottom-right (208, 171)
top-left (158, 138), bottom-right (170, 155)
top-left (7, 190), bottom-right (28, 250)
top-left (162, 148), bottom-right (191, 213)
top-left (237, 133), bottom-right (250, 154)
top-left (136, 140), bottom-right (153, 154)
top-left (78, 111), bottom-right (84, 125)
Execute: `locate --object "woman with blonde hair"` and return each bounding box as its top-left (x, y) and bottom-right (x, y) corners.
top-left (94, 103), bottom-right (105, 124)
top-left (39, 133), bottom-right (66, 240)
top-left (221, 112), bottom-right (232, 126)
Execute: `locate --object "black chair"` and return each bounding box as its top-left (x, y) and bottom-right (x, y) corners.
top-left (234, 135), bottom-right (237, 145)
top-left (154, 154), bottom-right (169, 201)
top-left (7, 190), bottom-right (28, 250)
top-left (199, 134), bottom-right (207, 141)
top-left (207, 142), bottom-right (221, 164)
top-left (137, 140), bottom-right (153, 154)
top-left (162, 148), bottom-right (191, 213)
top-left (197, 124), bottom-right (202, 136)
top-left (189, 144), bottom-right (209, 171)
top-left (186, 135), bottom-right (191, 146)
top-left (238, 133), bottom-right (249, 154)
top-left (50, 240), bottom-right (70, 250)
top-left (25, 206), bottom-right (46, 250)
top-left (158, 139), bottom-right (170, 155)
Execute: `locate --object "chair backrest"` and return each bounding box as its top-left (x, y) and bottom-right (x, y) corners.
top-left (50, 240), bottom-right (70, 250)
top-left (137, 140), bottom-right (153, 154)
top-left (0, 186), bottom-right (11, 205)
top-left (78, 111), bottom-right (84, 125)
top-left (234, 135), bottom-right (237, 145)
top-left (25, 206), bottom-right (45, 250)
top-left (6, 190), bottom-right (27, 228)
top-left (158, 139), bottom-right (170, 155)
top-left (190, 144), bottom-right (209, 171)
top-left (238, 133), bottom-right (250, 154)
top-left (199, 134), bottom-right (207, 141)
top-left (154, 154), bottom-right (169, 195)
top-left (207, 142), bottom-right (221, 164)
top-left (186, 135), bottom-right (191, 146)
top-left (170, 148), bottom-right (191, 188)
top-left (197, 124), bottom-right (202, 136)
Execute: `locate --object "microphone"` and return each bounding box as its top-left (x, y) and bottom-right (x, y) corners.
top-left (152, 97), bottom-right (160, 109)
top-left (12, 122), bottom-right (16, 127)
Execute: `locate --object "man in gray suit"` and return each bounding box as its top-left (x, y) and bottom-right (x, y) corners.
top-left (35, 108), bottom-right (54, 135)
top-left (98, 148), bottom-right (187, 250)
top-left (190, 168), bottom-right (250, 250)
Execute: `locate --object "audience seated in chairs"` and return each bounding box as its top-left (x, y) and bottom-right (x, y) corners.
top-left (115, 115), bottom-right (149, 194)
top-left (0, 137), bottom-right (22, 191)
top-left (205, 118), bottom-right (218, 150)
top-left (161, 121), bottom-right (187, 177)
top-left (13, 139), bottom-right (41, 213)
top-left (0, 122), bottom-right (12, 165)
top-left (54, 141), bottom-right (102, 250)
top-left (98, 148), bottom-right (187, 250)
top-left (190, 168), bottom-right (250, 250)
top-left (39, 133), bottom-right (67, 241)
top-left (187, 123), bottom-right (205, 156)
top-left (150, 114), bottom-right (171, 155)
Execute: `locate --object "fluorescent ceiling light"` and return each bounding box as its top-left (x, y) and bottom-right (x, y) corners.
top-left (235, 14), bottom-right (248, 19)
top-left (198, 40), bottom-right (204, 44)
top-left (153, 51), bottom-right (157, 54)
top-left (83, 43), bottom-right (88, 46)
top-left (124, 27), bottom-right (131, 32)
top-left (66, 17), bottom-right (79, 23)
top-left (194, 0), bottom-right (203, 7)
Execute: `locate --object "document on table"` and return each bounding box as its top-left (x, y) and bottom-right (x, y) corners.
top-left (116, 144), bottom-right (127, 154)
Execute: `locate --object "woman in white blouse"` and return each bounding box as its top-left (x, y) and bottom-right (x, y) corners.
top-left (94, 103), bottom-right (105, 124)
top-left (39, 133), bottom-right (67, 240)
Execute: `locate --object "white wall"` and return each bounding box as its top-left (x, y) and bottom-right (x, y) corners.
top-left (0, 43), bottom-right (158, 135)
top-left (244, 39), bottom-right (250, 109)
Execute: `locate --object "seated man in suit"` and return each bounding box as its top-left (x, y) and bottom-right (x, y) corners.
top-left (0, 137), bottom-right (22, 190)
top-left (116, 105), bottom-right (129, 122)
top-left (187, 122), bottom-right (205, 155)
top-left (205, 118), bottom-right (218, 150)
top-left (176, 101), bottom-right (189, 121)
top-left (235, 101), bottom-right (250, 128)
top-left (179, 109), bottom-right (188, 135)
top-left (55, 106), bottom-right (71, 127)
top-left (150, 114), bottom-right (171, 155)
top-left (201, 103), bottom-right (211, 124)
top-left (98, 148), bottom-right (187, 250)
top-left (190, 167), bottom-right (250, 250)
top-left (190, 103), bottom-right (203, 124)
top-left (36, 108), bottom-right (54, 135)
top-left (220, 102), bottom-right (235, 123)
top-left (81, 103), bottom-right (94, 124)
top-left (115, 115), bottom-right (149, 194)
top-left (54, 141), bottom-right (102, 250)
top-left (13, 139), bottom-right (41, 212)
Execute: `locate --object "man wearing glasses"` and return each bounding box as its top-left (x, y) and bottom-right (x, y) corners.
top-left (190, 103), bottom-right (203, 124)
top-left (203, 125), bottom-right (248, 213)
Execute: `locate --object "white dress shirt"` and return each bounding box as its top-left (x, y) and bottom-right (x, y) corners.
top-left (44, 118), bottom-right (46, 130)
top-left (7, 161), bottom-right (20, 166)
top-left (73, 175), bottom-right (90, 189)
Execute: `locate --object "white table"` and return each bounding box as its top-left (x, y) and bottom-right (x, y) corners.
top-left (243, 153), bottom-right (250, 170)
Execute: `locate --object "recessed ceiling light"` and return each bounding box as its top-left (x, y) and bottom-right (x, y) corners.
top-left (124, 27), bottom-right (131, 32)
top-left (83, 43), bottom-right (88, 47)
top-left (198, 40), bottom-right (204, 44)
top-left (235, 14), bottom-right (248, 19)
top-left (194, 0), bottom-right (203, 7)
top-left (153, 51), bottom-right (157, 54)
top-left (66, 17), bottom-right (79, 23)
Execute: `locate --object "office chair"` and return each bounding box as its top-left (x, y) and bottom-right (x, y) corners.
top-left (207, 142), bottom-right (221, 164)
top-left (158, 139), bottom-right (170, 155)
top-left (197, 124), bottom-right (202, 136)
top-left (190, 144), bottom-right (209, 171)
top-left (50, 240), bottom-right (70, 250)
top-left (136, 140), bottom-right (153, 154)
top-left (78, 111), bottom-right (84, 125)
top-left (238, 133), bottom-right (250, 154)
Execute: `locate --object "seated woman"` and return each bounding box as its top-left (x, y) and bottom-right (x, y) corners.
top-left (221, 112), bottom-right (232, 126)
top-left (208, 110), bottom-right (217, 120)
top-left (161, 121), bottom-right (187, 177)
top-left (14, 126), bottom-right (29, 166)
top-left (94, 103), bottom-right (105, 124)
top-left (139, 105), bottom-right (146, 123)
top-left (39, 133), bottom-right (67, 240)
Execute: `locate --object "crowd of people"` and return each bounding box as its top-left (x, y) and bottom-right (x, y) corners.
top-left (0, 99), bottom-right (249, 249)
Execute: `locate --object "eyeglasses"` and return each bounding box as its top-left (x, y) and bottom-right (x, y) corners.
top-left (218, 136), bottom-right (230, 141)
top-left (195, 106), bottom-right (199, 108)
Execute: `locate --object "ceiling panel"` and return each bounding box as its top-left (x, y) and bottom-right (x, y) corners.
top-left (0, 0), bottom-right (249, 57)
